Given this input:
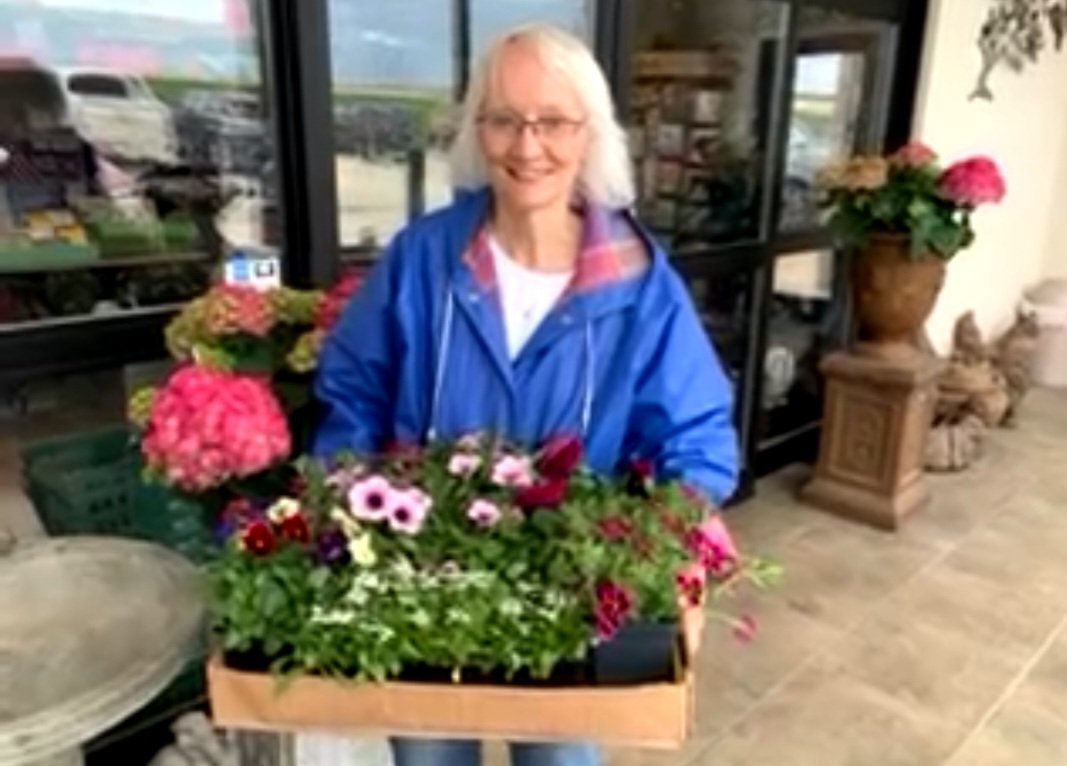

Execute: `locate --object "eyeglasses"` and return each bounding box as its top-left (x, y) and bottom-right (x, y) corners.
top-left (476, 111), bottom-right (585, 143)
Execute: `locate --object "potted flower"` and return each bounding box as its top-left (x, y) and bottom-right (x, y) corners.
top-left (817, 143), bottom-right (1006, 361)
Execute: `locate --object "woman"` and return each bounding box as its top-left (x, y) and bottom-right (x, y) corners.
top-left (313, 22), bottom-right (738, 766)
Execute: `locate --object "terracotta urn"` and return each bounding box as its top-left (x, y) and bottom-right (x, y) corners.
top-left (851, 233), bottom-right (947, 361)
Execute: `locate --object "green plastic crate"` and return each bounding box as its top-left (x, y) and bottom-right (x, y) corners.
top-left (19, 425), bottom-right (212, 563)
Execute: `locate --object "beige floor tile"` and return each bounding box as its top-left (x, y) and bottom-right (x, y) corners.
top-left (946, 699), bottom-right (1067, 766)
top-left (764, 521), bottom-right (939, 630)
top-left (879, 560), bottom-right (1067, 659)
top-left (701, 663), bottom-right (966, 766)
top-left (605, 737), bottom-right (710, 766)
top-left (699, 591), bottom-right (841, 700)
top-left (1012, 627), bottom-right (1067, 726)
top-left (824, 608), bottom-right (1024, 731)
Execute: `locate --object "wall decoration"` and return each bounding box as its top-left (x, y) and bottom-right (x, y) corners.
top-left (972, 0), bottom-right (1066, 100)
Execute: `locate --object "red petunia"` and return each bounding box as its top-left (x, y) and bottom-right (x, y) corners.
top-left (594, 580), bottom-right (634, 641)
top-left (536, 435), bottom-right (583, 478)
top-left (240, 518), bottom-right (276, 556)
top-left (278, 514), bottom-right (311, 544)
top-left (515, 477), bottom-right (569, 510)
top-left (597, 516), bottom-right (634, 541)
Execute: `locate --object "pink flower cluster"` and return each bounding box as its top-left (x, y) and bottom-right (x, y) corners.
top-left (142, 366), bottom-right (291, 491)
top-left (890, 141), bottom-right (938, 167)
top-left (348, 475), bottom-right (432, 535)
top-left (203, 284), bottom-right (275, 337)
top-left (938, 156), bottom-right (1006, 207)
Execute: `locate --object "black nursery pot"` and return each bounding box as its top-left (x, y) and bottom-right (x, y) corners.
top-left (592, 621), bottom-right (681, 686)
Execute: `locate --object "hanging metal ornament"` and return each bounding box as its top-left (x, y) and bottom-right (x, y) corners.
top-left (971, 0), bottom-right (1066, 100)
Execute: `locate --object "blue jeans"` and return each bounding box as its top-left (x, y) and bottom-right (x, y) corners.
top-left (390, 738), bottom-right (601, 766)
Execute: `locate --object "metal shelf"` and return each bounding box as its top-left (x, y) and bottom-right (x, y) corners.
top-left (0, 251), bottom-right (213, 276)
top-left (0, 303), bottom-right (184, 336)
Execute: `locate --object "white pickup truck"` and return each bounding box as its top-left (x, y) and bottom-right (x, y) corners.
top-left (55, 67), bottom-right (179, 165)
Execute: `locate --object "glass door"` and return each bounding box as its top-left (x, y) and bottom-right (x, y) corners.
top-left (778, 3), bottom-right (898, 232)
top-left (621, 0), bottom-right (790, 252)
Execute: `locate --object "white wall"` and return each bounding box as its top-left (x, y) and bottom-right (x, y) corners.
top-left (912, 0), bottom-right (1067, 353)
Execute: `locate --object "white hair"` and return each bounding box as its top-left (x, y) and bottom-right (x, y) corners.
top-left (449, 22), bottom-right (635, 210)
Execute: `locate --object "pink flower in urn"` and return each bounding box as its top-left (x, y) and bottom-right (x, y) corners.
top-left (675, 562), bottom-right (707, 607)
top-left (387, 487), bottom-right (432, 535)
top-left (491, 455), bottom-right (534, 488)
top-left (938, 156), bottom-right (1006, 206)
top-left (448, 452), bottom-right (483, 478)
top-left (348, 475), bottom-right (393, 522)
top-left (466, 499), bottom-right (502, 528)
top-left (890, 141), bottom-right (937, 167)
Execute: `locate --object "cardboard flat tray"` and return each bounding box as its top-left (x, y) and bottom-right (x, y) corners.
top-left (207, 658), bottom-right (694, 749)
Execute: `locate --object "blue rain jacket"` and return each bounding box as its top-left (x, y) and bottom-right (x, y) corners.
top-left (312, 189), bottom-right (739, 504)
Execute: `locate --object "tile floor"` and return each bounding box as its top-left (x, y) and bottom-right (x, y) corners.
top-left (3, 384), bottom-right (1067, 766)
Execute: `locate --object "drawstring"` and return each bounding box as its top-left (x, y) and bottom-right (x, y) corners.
top-left (581, 320), bottom-right (594, 439)
top-left (427, 289), bottom-right (455, 442)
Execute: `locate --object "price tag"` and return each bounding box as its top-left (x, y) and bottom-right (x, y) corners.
top-left (225, 249), bottom-right (281, 290)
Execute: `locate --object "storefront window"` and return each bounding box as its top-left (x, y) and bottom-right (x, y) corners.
top-left (328, 0), bottom-right (455, 253)
top-left (470, 0), bottom-right (593, 61)
top-left (627, 0), bottom-right (789, 252)
top-left (0, 0), bottom-right (276, 328)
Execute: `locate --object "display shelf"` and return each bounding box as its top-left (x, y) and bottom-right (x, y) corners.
top-left (0, 250), bottom-right (213, 276)
top-left (0, 302), bottom-right (185, 335)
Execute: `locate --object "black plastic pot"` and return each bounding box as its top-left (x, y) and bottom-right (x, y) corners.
top-left (592, 621), bottom-right (680, 686)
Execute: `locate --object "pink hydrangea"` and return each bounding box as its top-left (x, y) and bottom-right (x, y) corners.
top-left (938, 156), bottom-right (1006, 206)
top-left (142, 366), bottom-right (290, 492)
top-left (348, 475), bottom-right (393, 522)
top-left (387, 487), bottom-right (432, 535)
top-left (467, 499), bottom-right (502, 527)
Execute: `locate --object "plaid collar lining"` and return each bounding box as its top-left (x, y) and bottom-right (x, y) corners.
top-left (462, 204), bottom-right (650, 295)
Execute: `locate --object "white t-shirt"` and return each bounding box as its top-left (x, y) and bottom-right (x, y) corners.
top-left (489, 235), bottom-right (573, 359)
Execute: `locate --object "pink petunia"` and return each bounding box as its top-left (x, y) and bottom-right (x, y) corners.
top-left (387, 487), bottom-right (432, 535)
top-left (348, 475), bottom-right (393, 522)
top-left (491, 455), bottom-right (534, 488)
top-left (448, 452), bottom-right (483, 478)
top-left (675, 562), bottom-right (707, 607)
top-left (466, 498), bottom-right (502, 527)
top-left (686, 515), bottom-right (739, 576)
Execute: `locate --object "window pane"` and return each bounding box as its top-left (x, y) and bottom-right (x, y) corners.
top-left (627, 0), bottom-right (789, 251)
top-left (759, 249), bottom-right (845, 445)
top-left (329, 0), bottom-right (455, 251)
top-left (0, 0), bottom-right (277, 329)
top-left (470, 0), bottom-right (593, 60)
top-left (779, 6), bottom-right (896, 231)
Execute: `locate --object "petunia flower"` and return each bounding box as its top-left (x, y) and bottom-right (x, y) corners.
top-left (467, 499), bottom-right (502, 528)
top-left (491, 455), bottom-right (534, 487)
top-left (348, 475), bottom-right (393, 522)
top-left (387, 487), bottom-right (432, 535)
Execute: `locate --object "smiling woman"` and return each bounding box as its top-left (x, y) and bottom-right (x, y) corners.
top-left (313, 21), bottom-right (740, 766)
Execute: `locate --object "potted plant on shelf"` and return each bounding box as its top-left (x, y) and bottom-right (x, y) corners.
top-left (817, 143), bottom-right (1006, 361)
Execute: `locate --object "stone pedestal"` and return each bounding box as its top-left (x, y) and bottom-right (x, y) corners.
top-left (801, 351), bottom-right (943, 531)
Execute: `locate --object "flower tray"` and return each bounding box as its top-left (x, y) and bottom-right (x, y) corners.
top-left (206, 612), bottom-right (702, 749)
